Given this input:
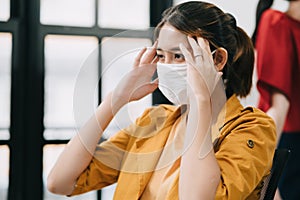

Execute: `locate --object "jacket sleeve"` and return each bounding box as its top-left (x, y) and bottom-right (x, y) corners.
top-left (214, 109), bottom-right (276, 199)
top-left (69, 107), bottom-right (157, 196)
top-left (68, 130), bottom-right (130, 196)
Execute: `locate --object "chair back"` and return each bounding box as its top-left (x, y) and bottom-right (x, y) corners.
top-left (260, 148), bottom-right (290, 200)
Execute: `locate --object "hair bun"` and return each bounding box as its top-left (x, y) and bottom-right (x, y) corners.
top-left (225, 13), bottom-right (237, 30)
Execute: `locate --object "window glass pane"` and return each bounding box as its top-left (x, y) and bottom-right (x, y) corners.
top-left (101, 37), bottom-right (152, 138)
top-left (0, 130), bottom-right (9, 140)
top-left (101, 183), bottom-right (116, 200)
top-left (0, 145), bottom-right (9, 200)
top-left (0, 33), bottom-right (12, 140)
top-left (0, 0), bottom-right (10, 21)
top-left (43, 145), bottom-right (97, 199)
top-left (44, 35), bottom-right (98, 140)
top-left (98, 0), bottom-right (149, 29)
top-left (40, 0), bottom-right (95, 27)
top-left (44, 129), bottom-right (75, 140)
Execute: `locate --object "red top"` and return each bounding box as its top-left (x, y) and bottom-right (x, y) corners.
top-left (256, 9), bottom-right (300, 132)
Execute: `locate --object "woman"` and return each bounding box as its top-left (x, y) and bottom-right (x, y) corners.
top-left (47, 1), bottom-right (276, 199)
top-left (252, 0), bottom-right (300, 199)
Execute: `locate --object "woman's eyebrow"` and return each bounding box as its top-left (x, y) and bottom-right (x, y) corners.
top-left (156, 47), bottom-right (182, 52)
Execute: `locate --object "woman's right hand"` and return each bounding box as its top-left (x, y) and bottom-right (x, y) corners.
top-left (111, 42), bottom-right (158, 111)
top-left (180, 37), bottom-right (223, 101)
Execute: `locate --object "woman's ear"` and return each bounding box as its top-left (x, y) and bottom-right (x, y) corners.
top-left (213, 47), bottom-right (228, 71)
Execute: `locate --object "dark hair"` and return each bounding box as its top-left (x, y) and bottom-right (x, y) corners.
top-left (251, 0), bottom-right (274, 45)
top-left (154, 1), bottom-right (254, 97)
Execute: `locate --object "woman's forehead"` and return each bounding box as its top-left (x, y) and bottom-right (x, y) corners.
top-left (157, 24), bottom-right (189, 51)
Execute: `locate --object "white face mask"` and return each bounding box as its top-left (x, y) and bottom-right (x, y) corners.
top-left (156, 63), bottom-right (188, 105)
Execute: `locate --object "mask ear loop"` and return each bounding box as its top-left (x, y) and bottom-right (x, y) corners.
top-left (210, 49), bottom-right (218, 71)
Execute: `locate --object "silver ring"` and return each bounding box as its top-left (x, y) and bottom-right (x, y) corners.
top-left (194, 54), bottom-right (202, 58)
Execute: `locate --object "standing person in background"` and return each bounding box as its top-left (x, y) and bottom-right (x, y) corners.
top-left (252, 0), bottom-right (300, 199)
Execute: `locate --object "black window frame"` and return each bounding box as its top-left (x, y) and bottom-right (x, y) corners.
top-left (0, 0), bottom-right (173, 199)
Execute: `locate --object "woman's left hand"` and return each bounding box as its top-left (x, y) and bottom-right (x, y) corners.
top-left (180, 37), bottom-right (223, 101)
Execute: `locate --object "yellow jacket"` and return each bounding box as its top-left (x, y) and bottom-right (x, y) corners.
top-left (70, 95), bottom-right (276, 199)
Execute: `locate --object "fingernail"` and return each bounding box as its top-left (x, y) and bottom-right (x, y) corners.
top-left (187, 36), bottom-right (194, 42)
top-left (198, 38), bottom-right (205, 48)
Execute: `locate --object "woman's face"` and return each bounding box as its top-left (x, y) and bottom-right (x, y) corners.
top-left (156, 24), bottom-right (192, 64)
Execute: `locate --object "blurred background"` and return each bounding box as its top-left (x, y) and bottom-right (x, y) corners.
top-left (0, 0), bottom-right (288, 199)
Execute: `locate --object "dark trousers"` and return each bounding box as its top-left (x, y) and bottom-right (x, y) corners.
top-left (278, 133), bottom-right (300, 200)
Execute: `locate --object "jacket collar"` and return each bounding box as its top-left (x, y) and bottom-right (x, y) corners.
top-left (212, 95), bottom-right (245, 142)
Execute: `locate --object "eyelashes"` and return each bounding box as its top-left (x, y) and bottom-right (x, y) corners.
top-left (156, 53), bottom-right (185, 61)
top-left (175, 53), bottom-right (185, 59)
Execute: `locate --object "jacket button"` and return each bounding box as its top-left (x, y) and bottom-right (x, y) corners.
top-left (247, 140), bottom-right (254, 148)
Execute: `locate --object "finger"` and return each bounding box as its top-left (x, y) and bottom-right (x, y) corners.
top-left (142, 63), bottom-right (157, 76)
top-left (140, 41), bottom-right (158, 65)
top-left (187, 37), bottom-right (204, 67)
top-left (133, 47), bottom-right (147, 68)
top-left (179, 43), bottom-right (193, 65)
top-left (197, 37), bottom-right (214, 65)
top-left (187, 37), bottom-right (203, 59)
top-left (151, 55), bottom-right (159, 64)
top-left (144, 82), bottom-right (158, 94)
top-left (147, 76), bottom-right (159, 92)
top-left (151, 77), bottom-right (159, 85)
top-left (197, 37), bottom-right (212, 55)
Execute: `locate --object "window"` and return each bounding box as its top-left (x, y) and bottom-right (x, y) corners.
top-left (101, 37), bottom-right (152, 138)
top-left (0, 32), bottom-right (12, 140)
top-left (0, 0), bottom-right (10, 21)
top-left (40, 0), bottom-right (95, 27)
top-left (0, 1), bottom-right (171, 199)
top-left (44, 35), bottom-right (99, 140)
top-left (0, 146), bottom-right (9, 199)
top-left (98, 0), bottom-right (149, 29)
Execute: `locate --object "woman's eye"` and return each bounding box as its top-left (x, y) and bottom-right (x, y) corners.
top-left (174, 54), bottom-right (185, 60)
top-left (157, 54), bottom-right (164, 60)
